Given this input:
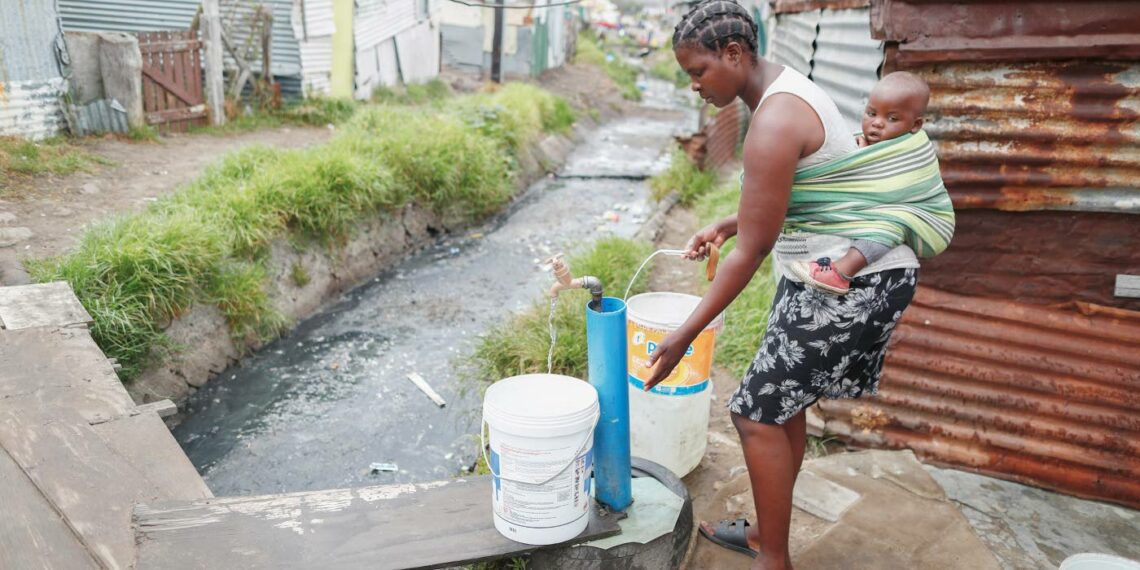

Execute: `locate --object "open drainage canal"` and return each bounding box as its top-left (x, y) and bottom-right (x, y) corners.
top-left (175, 91), bottom-right (695, 496)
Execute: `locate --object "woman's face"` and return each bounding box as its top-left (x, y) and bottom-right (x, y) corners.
top-left (674, 43), bottom-right (744, 108)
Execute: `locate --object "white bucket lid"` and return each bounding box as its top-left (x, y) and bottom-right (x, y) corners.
top-left (1060, 554), bottom-right (1140, 570)
top-left (627, 292), bottom-right (724, 332)
top-left (484, 374), bottom-right (599, 438)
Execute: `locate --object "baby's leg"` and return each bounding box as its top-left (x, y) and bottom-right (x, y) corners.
top-left (834, 240), bottom-right (892, 279)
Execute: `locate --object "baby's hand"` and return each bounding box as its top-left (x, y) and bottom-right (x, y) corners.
top-left (856, 135), bottom-right (868, 148)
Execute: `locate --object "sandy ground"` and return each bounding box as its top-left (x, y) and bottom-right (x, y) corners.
top-left (0, 127), bottom-right (334, 285)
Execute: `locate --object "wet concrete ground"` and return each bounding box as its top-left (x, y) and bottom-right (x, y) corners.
top-left (174, 81), bottom-right (697, 495)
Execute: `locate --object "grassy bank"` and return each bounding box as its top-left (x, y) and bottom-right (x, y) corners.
top-left (29, 82), bottom-right (576, 380)
top-left (694, 176), bottom-right (778, 377)
top-left (472, 237), bottom-right (655, 384)
top-left (650, 147), bottom-right (718, 206)
top-left (574, 32), bottom-right (642, 102)
top-left (0, 137), bottom-right (110, 194)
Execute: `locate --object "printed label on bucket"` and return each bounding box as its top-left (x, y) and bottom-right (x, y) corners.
top-left (491, 443), bottom-right (593, 530)
top-left (628, 322), bottom-right (714, 395)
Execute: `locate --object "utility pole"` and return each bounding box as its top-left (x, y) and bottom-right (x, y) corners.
top-left (491, 0), bottom-right (504, 83)
top-left (201, 0), bottom-right (226, 125)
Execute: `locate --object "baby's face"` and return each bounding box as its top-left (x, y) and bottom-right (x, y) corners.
top-left (861, 88), bottom-right (924, 144)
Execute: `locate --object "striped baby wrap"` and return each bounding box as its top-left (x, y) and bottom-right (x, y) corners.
top-left (782, 130), bottom-right (955, 258)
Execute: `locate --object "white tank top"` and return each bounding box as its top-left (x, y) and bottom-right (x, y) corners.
top-left (755, 66), bottom-right (920, 278)
top-left (757, 66), bottom-right (855, 168)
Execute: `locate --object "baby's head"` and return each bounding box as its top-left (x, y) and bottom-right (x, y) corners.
top-left (861, 71), bottom-right (930, 144)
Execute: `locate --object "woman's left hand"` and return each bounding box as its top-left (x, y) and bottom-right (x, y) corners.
top-left (644, 330), bottom-right (693, 391)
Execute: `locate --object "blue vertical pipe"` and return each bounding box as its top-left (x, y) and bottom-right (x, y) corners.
top-left (586, 296), bottom-right (632, 512)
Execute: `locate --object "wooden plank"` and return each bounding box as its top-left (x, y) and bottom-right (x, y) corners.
top-left (1116, 274), bottom-right (1140, 298)
top-left (0, 446), bottom-right (100, 570)
top-left (91, 412), bottom-right (213, 501)
top-left (146, 105), bottom-right (208, 124)
top-left (0, 281), bottom-right (93, 330)
top-left (0, 407), bottom-right (155, 570)
top-left (135, 476), bottom-right (622, 570)
top-left (0, 326), bottom-right (134, 425)
top-left (139, 39), bottom-right (201, 54)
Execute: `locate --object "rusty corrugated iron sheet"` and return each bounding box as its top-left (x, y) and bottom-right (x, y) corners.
top-left (816, 286), bottom-right (1140, 509)
top-left (870, 0), bottom-right (1140, 64)
top-left (909, 60), bottom-right (1140, 214)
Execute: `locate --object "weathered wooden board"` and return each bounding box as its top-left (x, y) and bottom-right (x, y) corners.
top-left (92, 412), bottom-right (213, 501)
top-left (135, 476), bottom-right (623, 570)
top-left (0, 406), bottom-right (208, 570)
top-left (0, 446), bottom-right (100, 570)
top-left (0, 326), bottom-right (134, 424)
top-left (1116, 274), bottom-right (1140, 298)
top-left (0, 282), bottom-right (93, 330)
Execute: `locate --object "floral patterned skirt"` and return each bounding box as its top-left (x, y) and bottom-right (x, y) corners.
top-left (728, 268), bottom-right (918, 425)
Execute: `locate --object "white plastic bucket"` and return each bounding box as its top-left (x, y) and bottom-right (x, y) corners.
top-left (626, 292), bottom-right (724, 477)
top-left (1060, 554), bottom-right (1140, 570)
top-left (483, 374), bottom-right (600, 545)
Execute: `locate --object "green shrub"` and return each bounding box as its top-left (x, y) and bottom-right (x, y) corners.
top-left (282, 97), bottom-right (359, 125)
top-left (650, 147), bottom-right (718, 205)
top-left (649, 57), bottom-right (689, 89)
top-left (372, 78), bottom-right (452, 106)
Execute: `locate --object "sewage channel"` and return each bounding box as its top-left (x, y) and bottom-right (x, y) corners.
top-left (174, 80), bottom-right (696, 495)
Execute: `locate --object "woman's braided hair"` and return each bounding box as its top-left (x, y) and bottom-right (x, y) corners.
top-left (672, 0), bottom-right (759, 59)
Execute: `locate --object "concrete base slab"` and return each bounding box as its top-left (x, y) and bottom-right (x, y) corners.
top-left (684, 449), bottom-right (1000, 570)
top-left (792, 470), bottom-right (861, 523)
top-left (927, 465), bottom-right (1140, 569)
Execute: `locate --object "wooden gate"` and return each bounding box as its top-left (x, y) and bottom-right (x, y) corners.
top-left (138, 31), bottom-right (208, 132)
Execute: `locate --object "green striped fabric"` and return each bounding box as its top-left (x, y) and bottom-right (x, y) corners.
top-left (783, 130), bottom-right (955, 258)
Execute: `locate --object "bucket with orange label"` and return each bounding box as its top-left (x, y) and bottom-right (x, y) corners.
top-left (626, 292), bottom-right (724, 395)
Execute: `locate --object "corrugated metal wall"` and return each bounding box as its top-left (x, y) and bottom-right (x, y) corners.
top-left (810, 8), bottom-right (880, 132)
top-left (394, 21), bottom-right (440, 84)
top-left (293, 0), bottom-right (335, 96)
top-left (817, 286), bottom-right (1140, 509)
top-left (768, 9), bottom-right (819, 77)
top-left (912, 60), bottom-right (1140, 214)
top-left (58, 0), bottom-right (302, 95)
top-left (58, 0), bottom-right (199, 33)
top-left (0, 0), bottom-right (67, 138)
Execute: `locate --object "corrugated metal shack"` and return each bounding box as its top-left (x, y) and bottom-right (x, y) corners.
top-left (0, 1), bottom-right (69, 139)
top-left (58, 0), bottom-right (305, 98)
top-left (440, 0), bottom-right (575, 79)
top-left (769, 0), bottom-right (1140, 509)
top-left (354, 0), bottom-right (442, 98)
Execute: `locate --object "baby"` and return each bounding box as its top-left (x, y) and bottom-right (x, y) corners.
top-left (798, 71), bottom-right (932, 295)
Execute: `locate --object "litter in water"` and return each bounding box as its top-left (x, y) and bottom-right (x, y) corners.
top-left (370, 462), bottom-right (398, 473)
top-left (406, 372), bottom-right (447, 407)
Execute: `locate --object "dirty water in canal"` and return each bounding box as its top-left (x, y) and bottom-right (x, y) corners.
top-left (174, 82), bottom-right (696, 495)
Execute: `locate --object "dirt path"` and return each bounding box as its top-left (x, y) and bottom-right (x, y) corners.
top-left (0, 126), bottom-right (333, 285)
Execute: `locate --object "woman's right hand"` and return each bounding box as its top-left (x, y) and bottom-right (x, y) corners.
top-left (684, 217), bottom-right (736, 260)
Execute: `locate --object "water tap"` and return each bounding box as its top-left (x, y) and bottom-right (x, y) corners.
top-left (548, 254), bottom-right (604, 309)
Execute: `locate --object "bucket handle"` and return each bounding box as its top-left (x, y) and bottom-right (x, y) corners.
top-left (480, 412), bottom-right (600, 486)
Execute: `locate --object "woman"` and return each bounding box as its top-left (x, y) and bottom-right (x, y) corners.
top-left (643, 2), bottom-right (920, 569)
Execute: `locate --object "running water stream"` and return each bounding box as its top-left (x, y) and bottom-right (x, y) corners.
top-left (174, 80), bottom-right (694, 495)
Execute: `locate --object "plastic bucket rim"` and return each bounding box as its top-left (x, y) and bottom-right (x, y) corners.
top-left (627, 291), bottom-right (724, 332)
top-left (484, 374), bottom-right (600, 438)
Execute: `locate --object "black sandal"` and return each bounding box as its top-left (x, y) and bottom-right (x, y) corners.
top-left (699, 518), bottom-right (759, 557)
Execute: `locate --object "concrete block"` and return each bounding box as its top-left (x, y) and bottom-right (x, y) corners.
top-left (97, 32), bottom-right (145, 128)
top-left (64, 32), bottom-right (105, 105)
top-left (793, 469), bottom-right (861, 522)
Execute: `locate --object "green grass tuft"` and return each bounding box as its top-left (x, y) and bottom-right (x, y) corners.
top-left (648, 56), bottom-right (689, 89)
top-left (650, 147), bottom-right (718, 205)
top-left (0, 137), bottom-right (109, 189)
top-left (694, 175), bottom-right (778, 378)
top-left (472, 238), bottom-right (655, 384)
top-left (372, 78), bottom-right (452, 106)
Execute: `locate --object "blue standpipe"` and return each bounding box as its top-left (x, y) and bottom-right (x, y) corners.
top-left (586, 296), bottom-right (632, 512)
